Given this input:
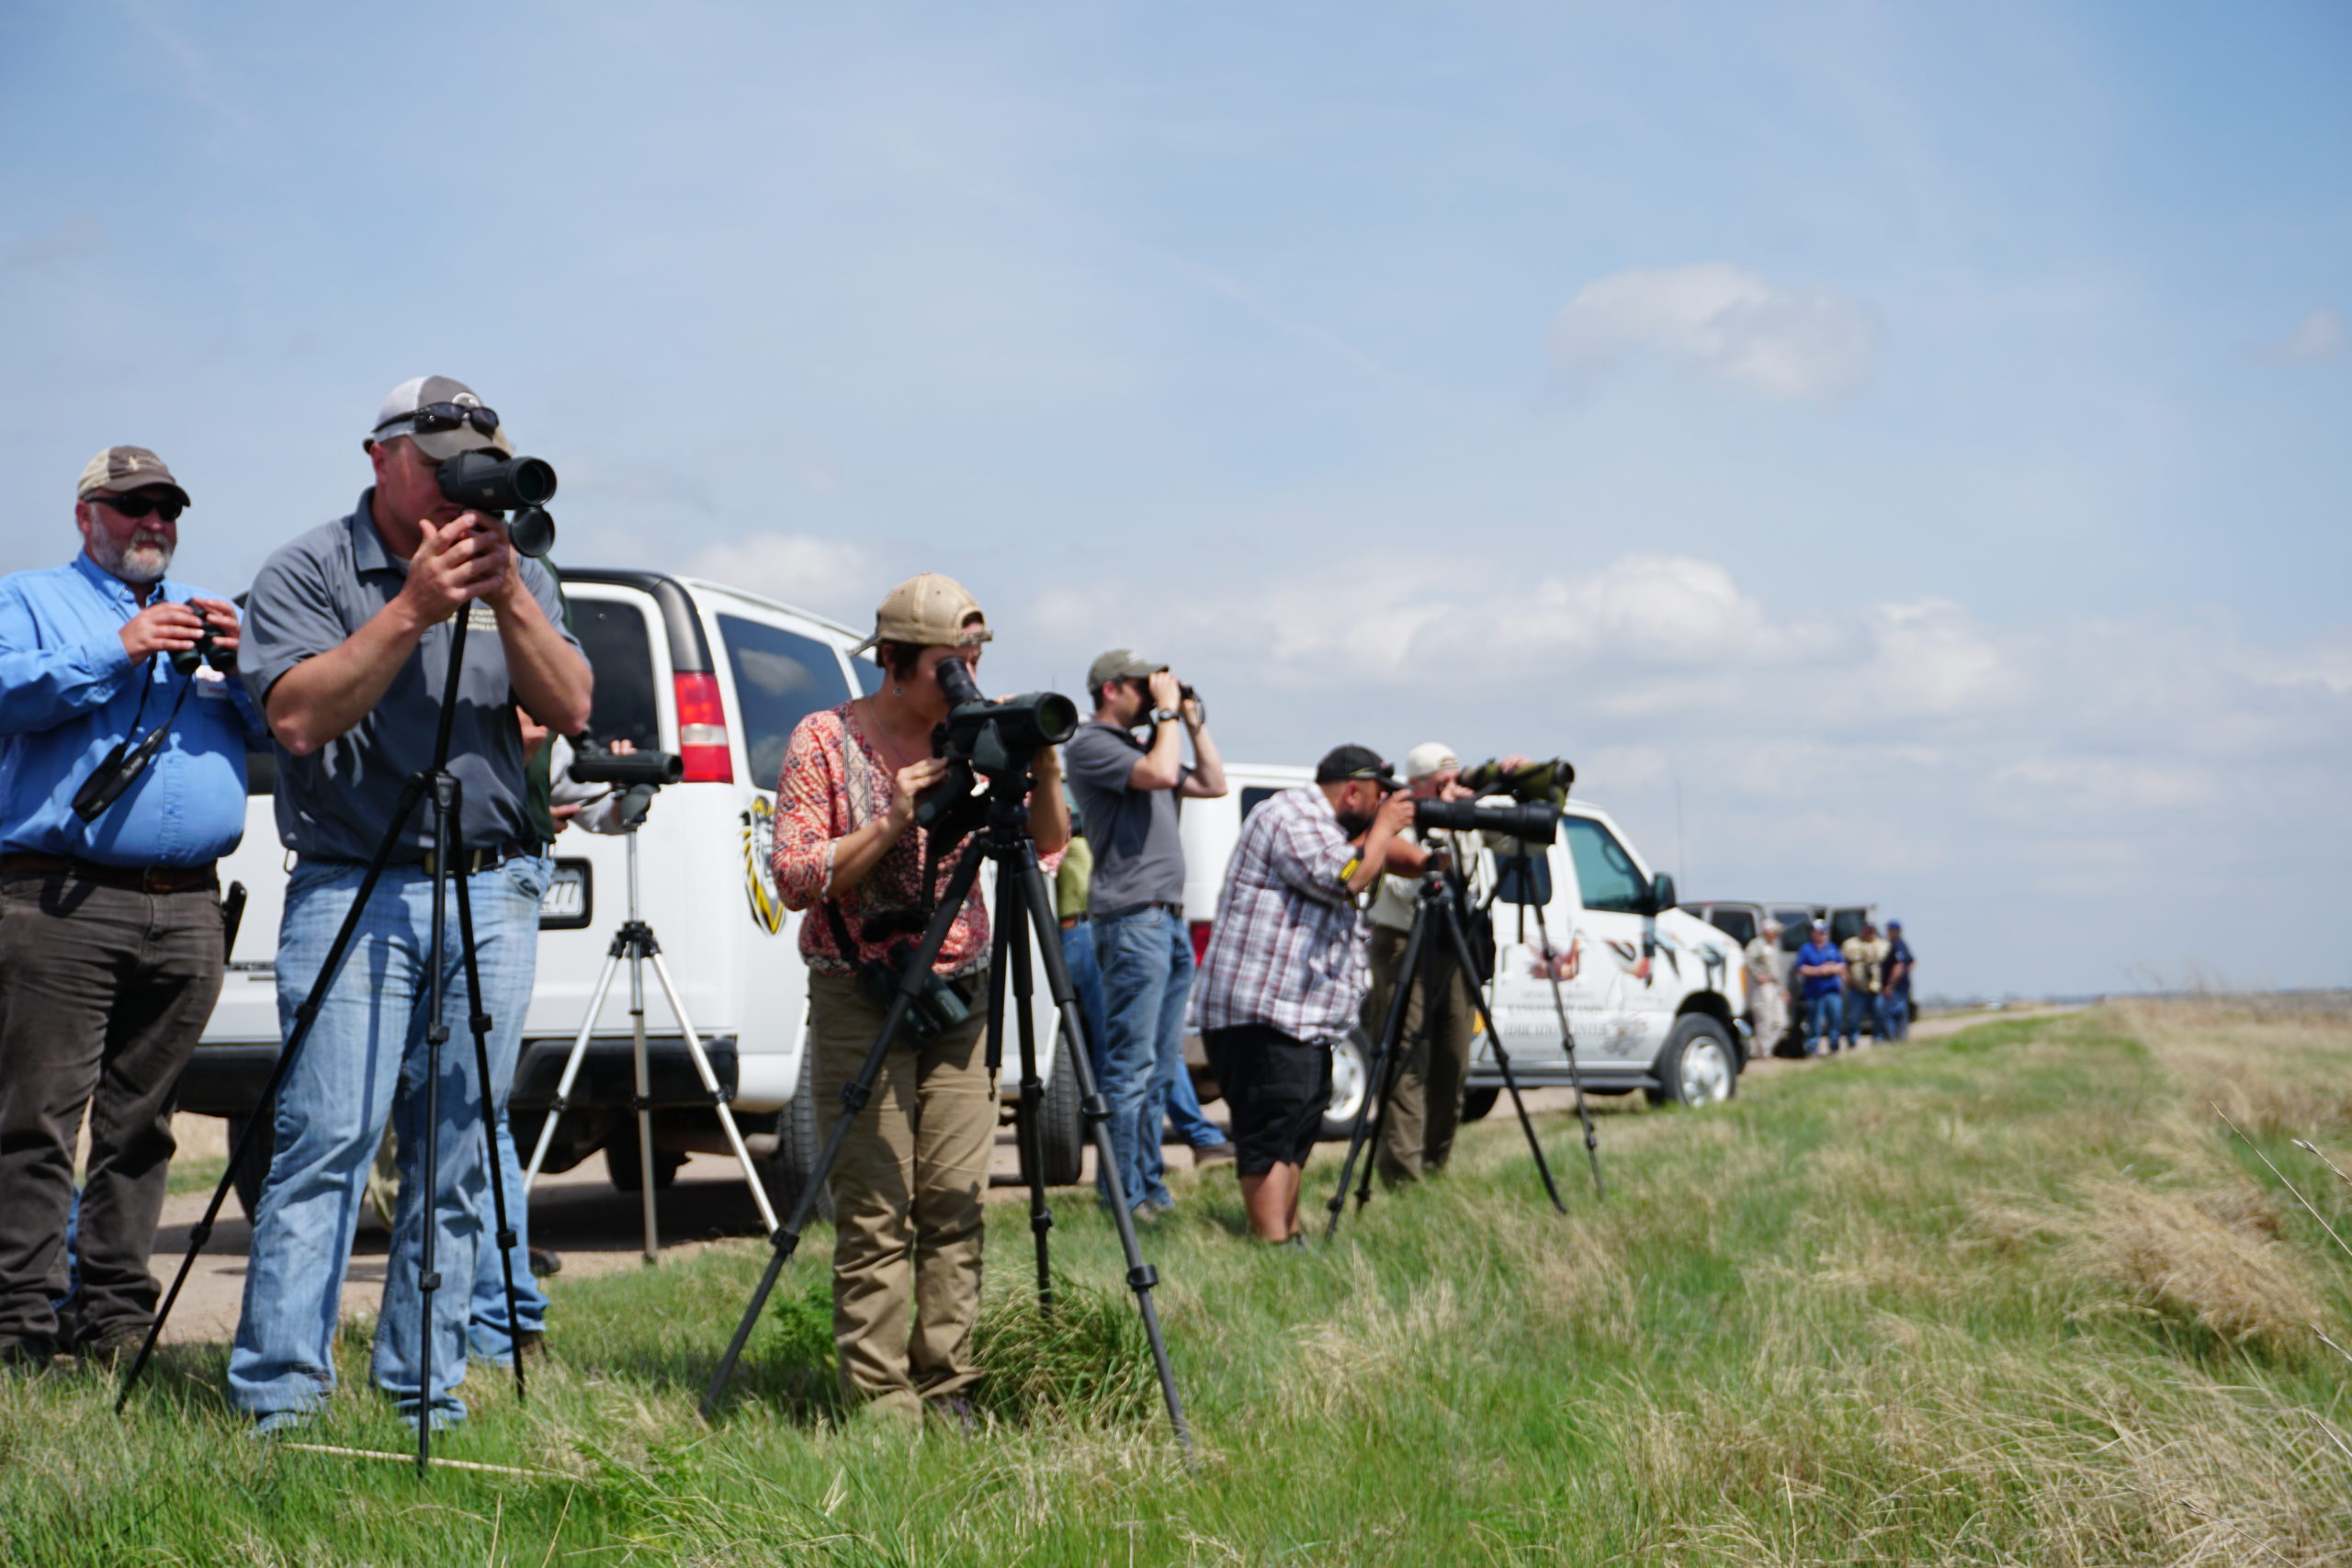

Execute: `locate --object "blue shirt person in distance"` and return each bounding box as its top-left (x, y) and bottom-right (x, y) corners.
top-left (0, 445), bottom-right (266, 1370)
top-left (1792, 920), bottom-right (1849, 1059)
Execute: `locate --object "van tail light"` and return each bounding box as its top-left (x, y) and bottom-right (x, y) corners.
top-left (1190, 919), bottom-right (1213, 967)
top-left (673, 671), bottom-right (734, 783)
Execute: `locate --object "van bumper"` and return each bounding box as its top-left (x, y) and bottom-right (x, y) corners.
top-left (174, 1035), bottom-right (742, 1118)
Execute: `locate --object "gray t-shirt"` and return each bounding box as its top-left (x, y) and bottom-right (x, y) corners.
top-left (242, 491), bottom-right (582, 863)
top-left (1064, 720), bottom-right (1186, 911)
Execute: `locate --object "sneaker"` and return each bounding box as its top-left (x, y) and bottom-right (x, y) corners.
top-left (250, 1410), bottom-right (315, 1440)
top-left (73, 1331), bottom-right (145, 1372)
top-left (1129, 1199), bottom-right (1165, 1224)
top-left (1192, 1142), bottom-right (1237, 1168)
top-left (528, 1247), bottom-right (562, 1277)
top-left (924, 1393), bottom-right (982, 1437)
top-left (0, 1335), bottom-right (62, 1376)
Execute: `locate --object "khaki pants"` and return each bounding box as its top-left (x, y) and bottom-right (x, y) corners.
top-left (1362, 924), bottom-right (1476, 1185)
top-left (808, 968), bottom-right (994, 1419)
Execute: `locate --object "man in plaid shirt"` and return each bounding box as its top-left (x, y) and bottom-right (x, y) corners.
top-left (1193, 745), bottom-right (1413, 1243)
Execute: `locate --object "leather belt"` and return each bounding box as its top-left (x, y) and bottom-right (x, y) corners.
top-left (416, 839), bottom-right (537, 878)
top-left (1090, 900), bottom-right (1184, 923)
top-left (0, 852), bottom-right (218, 895)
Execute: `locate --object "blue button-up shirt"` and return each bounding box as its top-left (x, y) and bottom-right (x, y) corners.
top-left (0, 553), bottom-right (268, 867)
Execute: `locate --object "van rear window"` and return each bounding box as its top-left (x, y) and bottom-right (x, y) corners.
top-left (719, 615), bottom-right (851, 791)
top-left (573, 597), bottom-right (662, 750)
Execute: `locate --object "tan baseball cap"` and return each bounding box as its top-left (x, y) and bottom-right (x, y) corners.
top-left (1404, 741), bottom-right (1458, 780)
top-left (76, 446), bottom-right (190, 508)
top-left (366, 375), bottom-right (514, 462)
top-left (850, 572), bottom-right (993, 656)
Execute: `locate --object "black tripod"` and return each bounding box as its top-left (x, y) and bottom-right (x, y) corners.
top-left (700, 778), bottom-right (1189, 1449)
top-left (1492, 844), bottom-right (1605, 1200)
top-left (119, 615), bottom-right (531, 1475)
top-left (1326, 854), bottom-right (1603, 1235)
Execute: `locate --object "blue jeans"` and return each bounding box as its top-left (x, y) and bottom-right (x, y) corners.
top-left (228, 854), bottom-right (548, 1428)
top-left (468, 1110), bottom-right (548, 1363)
top-left (1839, 989), bottom-right (1867, 1047)
top-left (1060, 919), bottom-right (1111, 1084)
top-left (1804, 991), bottom-right (1841, 1054)
top-left (1878, 991), bottom-right (1908, 1042)
top-left (1091, 908), bottom-right (1193, 1212)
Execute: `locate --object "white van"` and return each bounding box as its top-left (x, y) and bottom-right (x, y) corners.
top-left (1174, 767), bottom-right (1749, 1134)
top-left (178, 570), bottom-right (1080, 1216)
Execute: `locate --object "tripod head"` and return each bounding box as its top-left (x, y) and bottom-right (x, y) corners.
top-left (571, 744), bottom-right (682, 832)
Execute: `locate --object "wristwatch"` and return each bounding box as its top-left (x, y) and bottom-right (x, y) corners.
top-left (1151, 706), bottom-right (1182, 725)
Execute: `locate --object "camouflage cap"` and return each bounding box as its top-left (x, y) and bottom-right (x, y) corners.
top-left (76, 446), bottom-right (190, 508)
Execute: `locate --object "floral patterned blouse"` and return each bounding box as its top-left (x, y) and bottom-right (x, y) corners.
top-left (771, 701), bottom-right (989, 979)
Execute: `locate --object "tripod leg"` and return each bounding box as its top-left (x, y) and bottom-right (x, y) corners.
top-left (1002, 902), bottom-right (1055, 1309)
top-left (116, 773), bottom-right (432, 1412)
top-left (1435, 897), bottom-right (1569, 1215)
top-left (1011, 846), bottom-right (1189, 1450)
top-left (1527, 899), bottom-right (1605, 1202)
top-left (409, 783), bottom-right (463, 1473)
top-left (449, 831), bottom-right (529, 1404)
top-left (701, 840), bottom-right (991, 1421)
top-left (525, 945), bottom-right (625, 1186)
top-left (627, 930), bottom-right (659, 1265)
top-left (1324, 913), bottom-right (1425, 1239)
top-left (642, 948), bottom-right (780, 1235)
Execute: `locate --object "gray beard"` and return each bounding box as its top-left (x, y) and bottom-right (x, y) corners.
top-left (93, 534), bottom-right (173, 586)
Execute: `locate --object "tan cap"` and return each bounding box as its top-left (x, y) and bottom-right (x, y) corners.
top-left (850, 572), bottom-right (993, 656)
top-left (1086, 648), bottom-right (1166, 697)
top-left (1404, 741), bottom-right (1458, 780)
top-left (76, 446), bottom-right (190, 507)
top-left (366, 375), bottom-right (514, 462)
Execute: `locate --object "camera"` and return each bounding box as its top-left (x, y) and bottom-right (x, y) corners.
top-left (1460, 755), bottom-right (1575, 807)
top-left (435, 450), bottom-right (558, 558)
top-left (1412, 795), bottom-right (1561, 846)
top-left (169, 599), bottom-right (235, 677)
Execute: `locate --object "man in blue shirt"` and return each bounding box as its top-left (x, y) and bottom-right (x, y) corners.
top-left (1792, 919), bottom-right (1848, 1057)
top-left (0, 446), bottom-right (267, 1371)
top-left (1881, 919), bottom-right (1915, 1042)
top-left (227, 377), bottom-right (591, 1436)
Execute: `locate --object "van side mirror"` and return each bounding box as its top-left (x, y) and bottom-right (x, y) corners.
top-left (1647, 872), bottom-right (1677, 916)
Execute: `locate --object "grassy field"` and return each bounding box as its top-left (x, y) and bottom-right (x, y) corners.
top-left (6, 999), bottom-right (2348, 1565)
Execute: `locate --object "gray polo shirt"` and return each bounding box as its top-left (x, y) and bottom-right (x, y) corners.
top-left (242, 491), bottom-right (581, 863)
top-left (1064, 720), bottom-right (1187, 912)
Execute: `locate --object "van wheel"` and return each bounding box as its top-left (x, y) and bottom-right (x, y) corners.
top-left (1645, 1015), bottom-right (1737, 1107)
top-left (1460, 1087), bottom-right (1500, 1123)
top-left (225, 1112), bottom-right (275, 1224)
top-left (758, 1038), bottom-right (833, 1224)
top-left (1318, 1031), bottom-right (1372, 1142)
top-left (1024, 1025), bottom-right (1086, 1187)
top-left (605, 1126), bottom-right (686, 1191)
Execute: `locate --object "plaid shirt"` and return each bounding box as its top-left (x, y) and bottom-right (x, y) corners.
top-left (1192, 784), bottom-right (1370, 1043)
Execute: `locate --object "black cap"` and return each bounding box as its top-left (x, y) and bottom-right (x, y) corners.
top-left (1315, 744), bottom-right (1396, 786)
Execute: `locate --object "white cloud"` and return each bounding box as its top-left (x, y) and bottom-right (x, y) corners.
top-left (683, 532), bottom-right (879, 610)
top-left (2264, 306), bottom-right (2346, 366)
top-left (1550, 264), bottom-right (1881, 403)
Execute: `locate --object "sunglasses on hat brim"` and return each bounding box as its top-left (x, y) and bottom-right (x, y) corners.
top-left (375, 402), bottom-right (501, 439)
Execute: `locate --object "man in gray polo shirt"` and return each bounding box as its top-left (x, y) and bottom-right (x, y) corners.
top-left (226, 377), bottom-right (591, 1436)
top-left (1064, 650), bottom-right (1227, 1220)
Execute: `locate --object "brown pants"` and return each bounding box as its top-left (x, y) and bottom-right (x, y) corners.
top-left (1363, 924), bottom-right (1476, 1185)
top-left (0, 872), bottom-right (222, 1348)
top-left (808, 968), bottom-right (994, 1419)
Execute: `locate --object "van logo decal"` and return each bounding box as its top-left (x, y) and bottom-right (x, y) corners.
top-left (741, 796), bottom-right (785, 935)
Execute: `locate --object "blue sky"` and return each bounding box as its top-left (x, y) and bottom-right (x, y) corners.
top-left (4, 1), bottom-right (2346, 997)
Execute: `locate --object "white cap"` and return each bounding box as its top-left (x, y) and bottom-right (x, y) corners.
top-left (1404, 741), bottom-right (1457, 780)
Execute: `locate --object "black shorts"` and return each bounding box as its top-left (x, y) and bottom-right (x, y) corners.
top-left (1204, 1024), bottom-right (1330, 1175)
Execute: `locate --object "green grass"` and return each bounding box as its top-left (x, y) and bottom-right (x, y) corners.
top-left (7, 1001), bottom-right (2349, 1565)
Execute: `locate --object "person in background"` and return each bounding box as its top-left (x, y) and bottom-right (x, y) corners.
top-left (0, 446), bottom-right (266, 1371)
top-left (1840, 918), bottom-right (1889, 1050)
top-left (1793, 919), bottom-right (1847, 1056)
top-left (1743, 917), bottom-right (1789, 1057)
top-left (1880, 919), bottom-right (1915, 1042)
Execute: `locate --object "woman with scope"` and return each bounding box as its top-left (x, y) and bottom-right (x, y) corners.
top-left (769, 571), bottom-right (1067, 1426)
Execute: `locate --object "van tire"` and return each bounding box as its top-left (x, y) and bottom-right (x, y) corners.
top-left (1645, 1014), bottom-right (1738, 1108)
top-left (605, 1128), bottom-right (687, 1192)
top-left (226, 1111), bottom-right (275, 1223)
top-left (1030, 1027), bottom-right (1086, 1187)
top-left (759, 1039), bottom-right (832, 1224)
top-left (1319, 1030), bottom-right (1373, 1142)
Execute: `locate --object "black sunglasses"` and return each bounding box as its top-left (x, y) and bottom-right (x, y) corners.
top-left (378, 401), bottom-right (500, 437)
top-left (91, 493), bottom-right (184, 523)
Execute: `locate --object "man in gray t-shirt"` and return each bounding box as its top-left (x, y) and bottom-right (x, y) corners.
top-left (227, 376), bottom-right (592, 1438)
top-left (1063, 649), bottom-right (1227, 1218)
